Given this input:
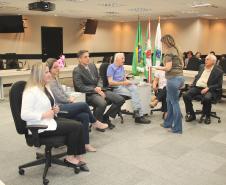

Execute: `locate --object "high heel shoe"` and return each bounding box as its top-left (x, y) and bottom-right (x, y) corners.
top-left (64, 158), bottom-right (81, 168)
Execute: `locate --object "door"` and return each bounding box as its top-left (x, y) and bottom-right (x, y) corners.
top-left (41, 26), bottom-right (63, 62)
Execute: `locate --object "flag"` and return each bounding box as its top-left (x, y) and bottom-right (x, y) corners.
top-left (153, 18), bottom-right (162, 66)
top-left (144, 18), bottom-right (152, 83)
top-left (132, 20), bottom-right (144, 75)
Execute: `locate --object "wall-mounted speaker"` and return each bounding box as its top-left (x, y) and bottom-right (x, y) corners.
top-left (84, 19), bottom-right (98, 34)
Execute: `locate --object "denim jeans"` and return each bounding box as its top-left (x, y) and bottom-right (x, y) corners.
top-left (164, 76), bottom-right (184, 133)
top-left (59, 102), bottom-right (96, 144)
top-left (113, 84), bottom-right (144, 116)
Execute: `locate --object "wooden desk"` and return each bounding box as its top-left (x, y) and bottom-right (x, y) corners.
top-left (0, 65), bottom-right (76, 99)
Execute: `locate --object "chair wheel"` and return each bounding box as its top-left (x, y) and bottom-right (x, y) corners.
top-left (19, 168), bottom-right (25, 175)
top-left (218, 119), bottom-right (221, 123)
top-left (74, 167), bottom-right (80, 174)
top-left (43, 179), bottom-right (49, 185)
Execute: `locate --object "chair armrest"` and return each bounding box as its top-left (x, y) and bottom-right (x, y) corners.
top-left (58, 111), bottom-right (69, 117)
top-left (26, 125), bottom-right (48, 147)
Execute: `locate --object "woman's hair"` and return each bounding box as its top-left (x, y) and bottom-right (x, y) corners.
top-left (25, 62), bottom-right (48, 90)
top-left (46, 58), bottom-right (58, 71)
top-left (161, 34), bottom-right (184, 66)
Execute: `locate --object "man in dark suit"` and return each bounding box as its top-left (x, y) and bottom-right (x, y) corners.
top-left (73, 50), bottom-right (125, 129)
top-left (183, 54), bottom-right (223, 124)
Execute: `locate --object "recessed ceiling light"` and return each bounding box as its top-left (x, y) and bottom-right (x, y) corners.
top-left (128, 8), bottom-right (151, 12)
top-left (200, 14), bottom-right (212, 16)
top-left (105, 11), bottom-right (119, 15)
top-left (181, 10), bottom-right (199, 14)
top-left (98, 2), bottom-right (124, 7)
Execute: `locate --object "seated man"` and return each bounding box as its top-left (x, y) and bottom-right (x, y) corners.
top-left (183, 54), bottom-right (223, 124)
top-left (151, 66), bottom-right (167, 119)
top-left (73, 50), bottom-right (125, 129)
top-left (107, 52), bottom-right (150, 124)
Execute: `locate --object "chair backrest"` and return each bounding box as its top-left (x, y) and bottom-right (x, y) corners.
top-left (5, 53), bottom-right (19, 69)
top-left (9, 81), bottom-right (27, 135)
top-left (0, 59), bottom-right (4, 69)
top-left (99, 62), bottom-right (110, 88)
top-left (186, 57), bottom-right (202, 71)
top-left (219, 58), bottom-right (226, 74)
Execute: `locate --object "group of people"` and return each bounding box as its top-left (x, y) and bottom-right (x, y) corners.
top-left (20, 34), bottom-right (223, 171)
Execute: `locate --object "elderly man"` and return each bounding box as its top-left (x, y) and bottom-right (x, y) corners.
top-left (183, 54), bottom-right (223, 124)
top-left (107, 52), bottom-right (150, 124)
top-left (73, 50), bottom-right (125, 129)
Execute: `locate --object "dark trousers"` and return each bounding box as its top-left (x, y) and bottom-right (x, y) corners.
top-left (86, 90), bottom-right (125, 122)
top-left (156, 87), bottom-right (167, 112)
top-left (59, 102), bottom-right (96, 145)
top-left (39, 117), bottom-right (85, 155)
top-left (183, 86), bottom-right (212, 117)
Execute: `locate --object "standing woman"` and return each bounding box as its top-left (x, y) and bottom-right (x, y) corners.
top-left (46, 58), bottom-right (108, 152)
top-left (21, 63), bottom-right (86, 167)
top-left (155, 34), bottom-right (184, 133)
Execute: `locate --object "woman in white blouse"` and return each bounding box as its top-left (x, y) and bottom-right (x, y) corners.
top-left (21, 62), bottom-right (86, 168)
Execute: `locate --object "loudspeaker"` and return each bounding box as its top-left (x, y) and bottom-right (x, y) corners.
top-left (84, 19), bottom-right (98, 34)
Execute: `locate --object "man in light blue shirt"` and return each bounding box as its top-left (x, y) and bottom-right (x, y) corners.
top-left (107, 53), bottom-right (150, 124)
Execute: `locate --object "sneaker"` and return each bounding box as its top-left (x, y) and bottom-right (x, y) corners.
top-left (135, 116), bottom-right (151, 124)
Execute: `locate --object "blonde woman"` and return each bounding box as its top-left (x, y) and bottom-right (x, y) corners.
top-left (21, 63), bottom-right (87, 168)
top-left (154, 34), bottom-right (184, 134)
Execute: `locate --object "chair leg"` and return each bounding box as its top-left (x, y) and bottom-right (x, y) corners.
top-left (210, 112), bottom-right (221, 123)
top-left (19, 158), bottom-right (46, 169)
top-left (118, 112), bottom-right (124, 124)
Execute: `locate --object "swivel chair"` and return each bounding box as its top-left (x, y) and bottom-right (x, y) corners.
top-left (9, 81), bottom-right (80, 185)
top-left (193, 89), bottom-right (222, 123)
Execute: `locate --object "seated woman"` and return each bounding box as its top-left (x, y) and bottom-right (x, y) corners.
top-left (21, 62), bottom-right (86, 168)
top-left (46, 58), bottom-right (108, 152)
top-left (151, 66), bottom-right (167, 119)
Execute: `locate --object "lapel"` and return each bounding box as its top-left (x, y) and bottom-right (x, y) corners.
top-left (207, 65), bottom-right (216, 84)
top-left (79, 64), bottom-right (96, 83)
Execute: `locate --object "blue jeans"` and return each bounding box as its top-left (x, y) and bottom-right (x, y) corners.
top-left (164, 76), bottom-right (184, 133)
top-left (59, 102), bottom-right (96, 144)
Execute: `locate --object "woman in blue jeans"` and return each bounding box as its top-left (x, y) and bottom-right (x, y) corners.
top-left (46, 58), bottom-right (108, 151)
top-left (154, 34), bottom-right (184, 133)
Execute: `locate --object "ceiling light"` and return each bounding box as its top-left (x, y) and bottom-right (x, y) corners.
top-left (200, 14), bottom-right (212, 16)
top-left (98, 2), bottom-right (124, 7)
top-left (191, 2), bottom-right (212, 8)
top-left (128, 8), bottom-right (151, 12)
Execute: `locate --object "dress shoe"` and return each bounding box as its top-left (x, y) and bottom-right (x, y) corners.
top-left (204, 116), bottom-right (211, 124)
top-left (135, 116), bottom-right (151, 124)
top-left (80, 164), bottom-right (89, 172)
top-left (64, 159), bottom-right (81, 168)
top-left (103, 116), bottom-right (115, 129)
top-left (185, 114), bottom-right (196, 122)
top-left (108, 122), bottom-right (115, 129)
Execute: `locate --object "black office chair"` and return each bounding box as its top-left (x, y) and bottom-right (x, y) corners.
top-left (99, 62), bottom-right (133, 123)
top-left (193, 89), bottom-right (222, 123)
top-left (186, 57), bottom-right (202, 71)
top-left (0, 59), bottom-right (4, 69)
top-left (9, 81), bottom-right (80, 185)
top-left (5, 53), bottom-right (19, 69)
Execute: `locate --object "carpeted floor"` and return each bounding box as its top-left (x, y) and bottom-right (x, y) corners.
top-left (1, 98), bottom-right (226, 185)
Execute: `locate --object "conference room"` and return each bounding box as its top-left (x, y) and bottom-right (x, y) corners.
top-left (1, 0), bottom-right (226, 185)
